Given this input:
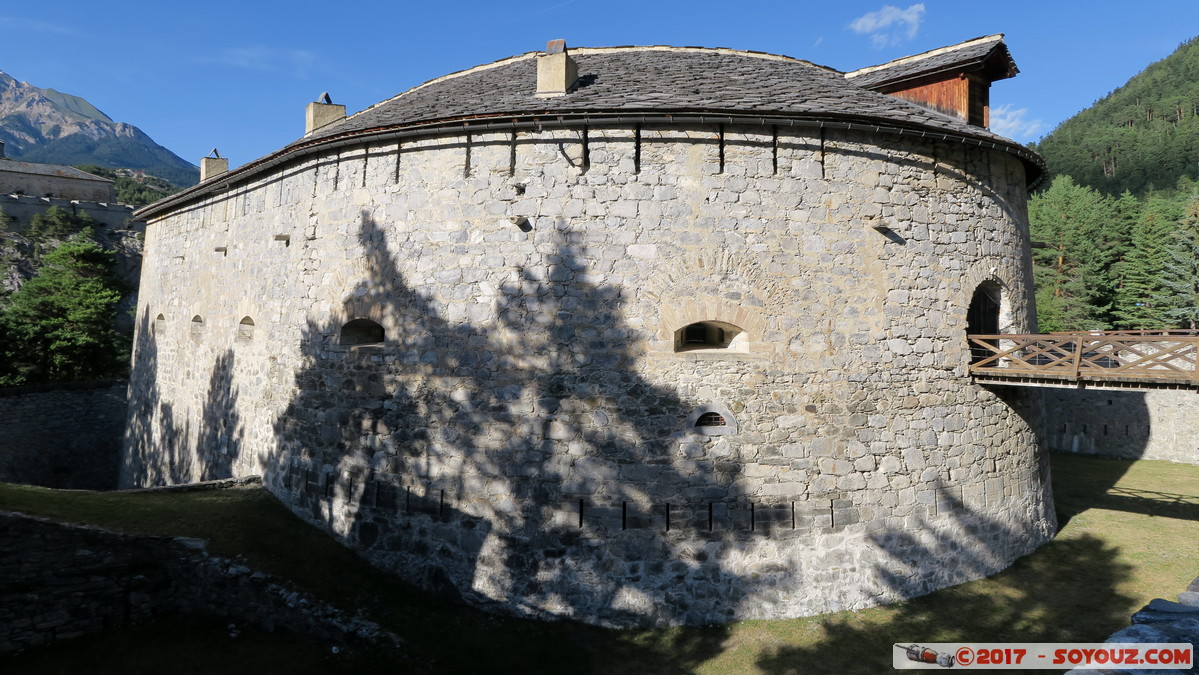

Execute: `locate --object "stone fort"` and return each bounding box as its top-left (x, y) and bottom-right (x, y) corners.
top-left (0, 141), bottom-right (142, 232)
top-left (123, 36), bottom-right (1056, 627)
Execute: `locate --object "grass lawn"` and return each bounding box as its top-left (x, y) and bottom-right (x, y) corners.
top-left (2, 452), bottom-right (1197, 674)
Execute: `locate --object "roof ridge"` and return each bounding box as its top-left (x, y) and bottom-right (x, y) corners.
top-left (573, 45), bottom-right (835, 72)
top-left (0, 159), bottom-right (113, 182)
top-left (845, 34), bottom-right (1004, 79)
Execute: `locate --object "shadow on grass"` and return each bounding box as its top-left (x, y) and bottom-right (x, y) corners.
top-left (10, 448), bottom-right (1186, 674)
top-left (0, 482), bottom-right (718, 674)
top-left (2, 616), bottom-right (379, 675)
top-left (1051, 452), bottom-right (1199, 524)
top-left (753, 532), bottom-right (1134, 675)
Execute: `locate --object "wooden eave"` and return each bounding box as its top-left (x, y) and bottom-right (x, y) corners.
top-left (864, 43), bottom-right (1018, 93)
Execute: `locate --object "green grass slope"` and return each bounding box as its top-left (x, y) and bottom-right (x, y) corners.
top-left (2, 453), bottom-right (1197, 674)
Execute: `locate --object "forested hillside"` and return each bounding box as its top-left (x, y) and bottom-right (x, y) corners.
top-left (72, 165), bottom-right (180, 206)
top-left (1028, 36), bottom-right (1199, 332)
top-left (1034, 37), bottom-right (1199, 197)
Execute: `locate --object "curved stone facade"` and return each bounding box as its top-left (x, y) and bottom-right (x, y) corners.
top-left (124, 45), bottom-right (1055, 626)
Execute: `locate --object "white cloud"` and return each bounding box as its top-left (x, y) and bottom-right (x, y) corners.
top-left (0, 16), bottom-right (77, 35)
top-left (989, 104), bottom-right (1047, 142)
top-left (848, 4), bottom-right (925, 49)
top-left (196, 47), bottom-right (318, 75)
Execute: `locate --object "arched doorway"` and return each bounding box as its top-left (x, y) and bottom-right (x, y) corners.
top-left (967, 283), bottom-right (1001, 364)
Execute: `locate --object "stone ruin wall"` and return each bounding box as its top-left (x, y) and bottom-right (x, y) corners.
top-left (123, 123), bottom-right (1056, 626)
top-left (0, 505), bottom-right (391, 654)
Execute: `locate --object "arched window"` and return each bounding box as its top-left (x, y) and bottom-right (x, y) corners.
top-left (686, 404), bottom-right (738, 436)
top-left (237, 316), bottom-right (255, 341)
top-left (340, 318), bottom-right (384, 346)
top-left (695, 412), bottom-right (728, 427)
top-left (190, 315), bottom-right (204, 339)
top-left (674, 321), bottom-right (746, 352)
top-left (154, 313), bottom-right (166, 335)
top-left (967, 284), bottom-right (1001, 364)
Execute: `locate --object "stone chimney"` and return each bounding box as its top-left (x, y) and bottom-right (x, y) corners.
top-left (536, 39), bottom-right (578, 97)
top-left (305, 92), bottom-right (346, 136)
top-left (200, 149), bottom-right (228, 182)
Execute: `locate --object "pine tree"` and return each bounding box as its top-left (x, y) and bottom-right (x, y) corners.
top-left (1159, 197), bottom-right (1199, 328)
top-left (1112, 194), bottom-right (1181, 328)
top-left (0, 230), bottom-right (127, 384)
top-left (27, 205), bottom-right (94, 241)
top-left (1034, 36), bottom-right (1199, 196)
top-left (1106, 190), bottom-right (1141, 296)
top-left (1029, 176), bottom-right (1118, 331)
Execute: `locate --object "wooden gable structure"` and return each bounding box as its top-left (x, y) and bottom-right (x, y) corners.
top-left (846, 34), bottom-right (1018, 129)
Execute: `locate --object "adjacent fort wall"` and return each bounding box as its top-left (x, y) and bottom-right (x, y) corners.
top-left (0, 381), bottom-right (126, 490)
top-left (0, 193), bottom-right (143, 232)
top-left (0, 166), bottom-right (113, 203)
top-left (1037, 388), bottom-right (1199, 465)
top-left (123, 123), bottom-right (1056, 626)
top-left (0, 507), bottom-right (391, 654)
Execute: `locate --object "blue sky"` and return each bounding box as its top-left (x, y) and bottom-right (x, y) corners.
top-left (2, 1), bottom-right (1197, 172)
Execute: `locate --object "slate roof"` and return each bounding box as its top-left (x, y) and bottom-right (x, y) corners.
top-left (0, 159), bottom-right (112, 183)
top-left (139, 42), bottom-right (1041, 217)
top-left (845, 34), bottom-right (1017, 90)
top-left (303, 45), bottom-right (1016, 147)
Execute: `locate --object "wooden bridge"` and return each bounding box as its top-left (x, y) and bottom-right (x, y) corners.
top-left (967, 330), bottom-right (1199, 390)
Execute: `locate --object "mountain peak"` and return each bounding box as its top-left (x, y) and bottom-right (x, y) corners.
top-left (0, 69), bottom-right (197, 186)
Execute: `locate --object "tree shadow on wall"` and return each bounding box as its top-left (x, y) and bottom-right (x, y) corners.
top-left (123, 314), bottom-right (244, 487)
top-left (123, 311), bottom-right (191, 486)
top-left (251, 211), bottom-right (782, 654)
top-left (195, 350), bottom-right (242, 481)
top-left (991, 385), bottom-right (1153, 529)
top-left (754, 488), bottom-right (1135, 674)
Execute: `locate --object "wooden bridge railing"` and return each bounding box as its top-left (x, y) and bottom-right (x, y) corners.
top-left (1048, 329), bottom-right (1199, 337)
top-left (967, 331), bottom-right (1199, 387)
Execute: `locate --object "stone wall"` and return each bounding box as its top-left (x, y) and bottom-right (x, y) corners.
top-left (1035, 388), bottom-right (1199, 465)
top-left (0, 169), bottom-right (114, 203)
top-left (0, 381), bottom-right (126, 490)
top-left (0, 193), bottom-right (143, 232)
top-left (0, 505), bottom-right (393, 654)
top-left (124, 122), bottom-right (1056, 626)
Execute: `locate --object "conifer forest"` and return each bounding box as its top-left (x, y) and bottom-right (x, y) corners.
top-left (1030, 36), bottom-right (1199, 332)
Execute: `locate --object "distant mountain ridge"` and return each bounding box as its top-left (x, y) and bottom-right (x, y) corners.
top-left (0, 70), bottom-right (198, 187)
top-left (1033, 36), bottom-right (1199, 196)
